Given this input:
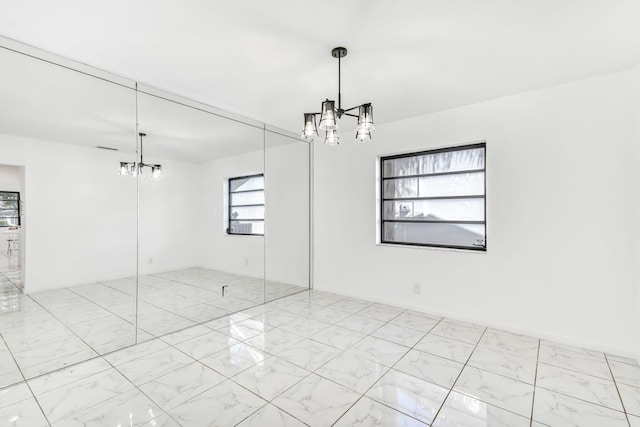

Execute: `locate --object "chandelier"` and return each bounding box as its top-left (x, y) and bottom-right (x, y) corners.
top-left (119, 132), bottom-right (163, 178)
top-left (302, 47), bottom-right (375, 145)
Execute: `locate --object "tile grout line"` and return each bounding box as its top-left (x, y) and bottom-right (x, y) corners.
top-left (430, 327), bottom-right (489, 424)
top-left (529, 338), bottom-right (541, 427)
top-left (328, 310), bottom-right (443, 426)
top-left (7, 275), bottom-right (308, 389)
top-left (0, 333), bottom-right (52, 427)
top-left (604, 353), bottom-right (632, 426)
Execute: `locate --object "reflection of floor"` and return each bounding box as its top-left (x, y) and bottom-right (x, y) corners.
top-left (0, 268), bottom-right (306, 383)
top-left (1, 289), bottom-right (638, 426)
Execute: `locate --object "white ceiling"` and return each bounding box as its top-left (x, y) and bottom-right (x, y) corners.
top-left (1, 0), bottom-right (640, 134)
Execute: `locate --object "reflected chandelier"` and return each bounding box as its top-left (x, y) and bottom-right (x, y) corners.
top-left (302, 47), bottom-right (375, 145)
top-left (119, 132), bottom-right (163, 179)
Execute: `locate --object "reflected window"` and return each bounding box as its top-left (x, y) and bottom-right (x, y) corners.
top-left (0, 192), bottom-right (20, 227)
top-left (228, 174), bottom-right (264, 236)
top-left (380, 143), bottom-right (486, 250)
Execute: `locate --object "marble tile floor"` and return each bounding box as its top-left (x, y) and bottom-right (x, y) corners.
top-left (0, 268), bottom-right (306, 383)
top-left (1, 288), bottom-right (639, 426)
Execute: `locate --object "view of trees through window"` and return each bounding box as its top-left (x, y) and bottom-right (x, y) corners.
top-left (381, 143), bottom-right (486, 250)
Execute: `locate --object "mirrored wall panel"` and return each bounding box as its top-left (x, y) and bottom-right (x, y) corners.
top-left (264, 130), bottom-right (310, 302)
top-left (0, 39), bottom-right (311, 382)
top-left (135, 88), bottom-right (266, 338)
top-left (0, 44), bottom-right (138, 383)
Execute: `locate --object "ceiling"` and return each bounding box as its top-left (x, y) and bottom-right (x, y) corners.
top-left (0, 45), bottom-right (280, 162)
top-left (1, 0), bottom-right (640, 135)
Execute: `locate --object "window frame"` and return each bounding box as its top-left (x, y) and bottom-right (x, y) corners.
top-left (0, 191), bottom-right (20, 228)
top-left (379, 142), bottom-right (486, 251)
top-left (227, 173), bottom-right (264, 236)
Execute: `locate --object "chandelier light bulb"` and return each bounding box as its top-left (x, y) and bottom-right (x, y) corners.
top-left (358, 104), bottom-right (375, 131)
top-left (119, 162), bottom-right (129, 175)
top-left (319, 100), bottom-right (338, 130)
top-left (152, 165), bottom-right (163, 179)
top-left (324, 128), bottom-right (340, 145)
top-left (301, 113), bottom-right (318, 140)
top-left (355, 125), bottom-right (372, 141)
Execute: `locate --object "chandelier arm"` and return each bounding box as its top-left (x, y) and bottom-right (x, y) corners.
top-left (343, 113), bottom-right (359, 118)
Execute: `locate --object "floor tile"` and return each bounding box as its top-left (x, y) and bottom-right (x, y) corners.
top-left (334, 396), bottom-right (428, 426)
top-left (306, 307), bottom-right (352, 324)
top-left (430, 320), bottom-right (486, 345)
top-left (236, 403), bottom-right (306, 426)
top-left (0, 382), bottom-right (35, 410)
top-left (104, 339), bottom-right (170, 366)
top-left (35, 368), bottom-right (134, 423)
top-left (358, 304), bottom-right (404, 322)
top-left (200, 342), bottom-right (268, 378)
top-left (394, 348), bottom-right (464, 389)
top-left (366, 369), bottom-right (449, 425)
top-left (338, 314), bottom-right (385, 335)
top-left (0, 394), bottom-right (48, 427)
top-left (348, 335), bottom-right (410, 366)
top-left (275, 338), bottom-right (342, 371)
top-left (478, 328), bottom-right (538, 359)
top-left (279, 317), bottom-right (332, 337)
top-left (433, 390), bottom-right (530, 427)
top-left (139, 414), bottom-right (181, 427)
top-left (272, 373), bottom-right (360, 427)
top-left (174, 330), bottom-right (239, 360)
top-left (216, 318), bottom-right (271, 341)
top-left (329, 298), bottom-right (373, 314)
top-left (28, 357), bottom-right (111, 395)
top-left (390, 312), bottom-right (440, 332)
top-left (454, 366), bottom-right (534, 417)
top-left (618, 383), bottom-right (640, 416)
top-left (169, 380), bottom-right (266, 427)
top-left (139, 361), bottom-right (226, 410)
top-left (630, 414), bottom-right (640, 427)
top-left (536, 363), bottom-right (623, 410)
top-left (371, 323), bottom-right (426, 347)
top-left (467, 345), bottom-right (537, 384)
top-left (159, 325), bottom-right (213, 346)
top-left (115, 346), bottom-right (194, 385)
top-left (52, 388), bottom-right (164, 427)
top-left (608, 358), bottom-right (640, 387)
top-left (532, 387), bottom-right (628, 427)
top-left (233, 356), bottom-right (310, 400)
top-left (414, 334), bottom-right (475, 363)
top-left (538, 343), bottom-right (612, 380)
top-left (245, 328), bottom-right (306, 354)
top-left (316, 351), bottom-right (389, 393)
top-left (310, 325), bottom-right (365, 350)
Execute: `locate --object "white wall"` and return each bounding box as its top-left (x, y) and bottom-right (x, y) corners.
top-left (0, 164), bottom-right (21, 192)
top-left (314, 70), bottom-right (638, 357)
top-left (138, 157), bottom-right (201, 276)
top-left (631, 62), bottom-right (640, 360)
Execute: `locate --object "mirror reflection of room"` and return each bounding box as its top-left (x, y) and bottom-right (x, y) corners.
top-left (0, 39), bottom-right (310, 385)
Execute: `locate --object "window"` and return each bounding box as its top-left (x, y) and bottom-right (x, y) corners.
top-left (380, 143), bottom-right (486, 251)
top-left (0, 192), bottom-right (20, 227)
top-left (227, 174), bottom-right (264, 235)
